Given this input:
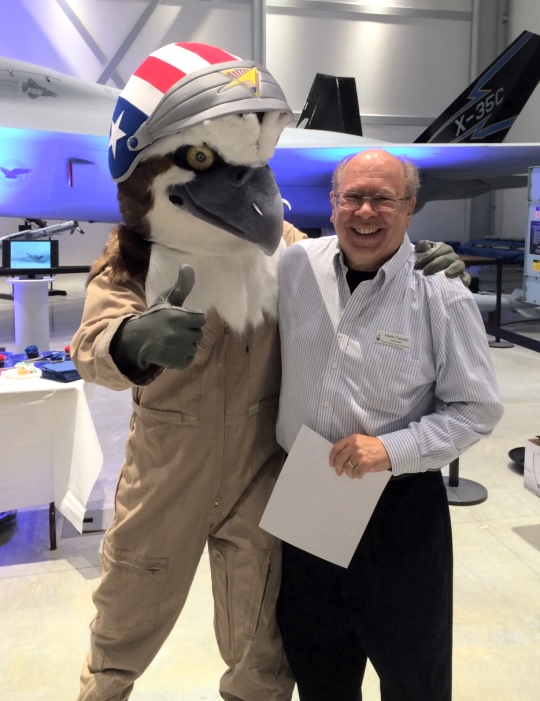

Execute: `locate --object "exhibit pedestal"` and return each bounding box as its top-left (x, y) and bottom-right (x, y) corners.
top-left (443, 458), bottom-right (488, 506)
top-left (6, 277), bottom-right (54, 352)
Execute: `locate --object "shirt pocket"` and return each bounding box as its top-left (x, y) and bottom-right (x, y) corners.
top-left (358, 344), bottom-right (421, 416)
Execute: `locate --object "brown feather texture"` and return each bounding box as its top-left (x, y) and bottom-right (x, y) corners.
top-left (117, 155), bottom-right (173, 233)
top-left (88, 225), bottom-right (151, 287)
top-left (88, 156), bottom-right (173, 286)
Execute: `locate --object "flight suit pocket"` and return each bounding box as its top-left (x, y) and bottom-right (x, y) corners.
top-left (246, 546), bottom-right (283, 673)
top-left (133, 325), bottom-right (216, 419)
top-left (209, 540), bottom-right (236, 660)
top-left (93, 539), bottom-right (168, 632)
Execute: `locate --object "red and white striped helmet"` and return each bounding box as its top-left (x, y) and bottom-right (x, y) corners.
top-left (109, 42), bottom-right (292, 182)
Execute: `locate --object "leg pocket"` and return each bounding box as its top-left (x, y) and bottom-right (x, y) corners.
top-left (93, 539), bottom-right (168, 632)
top-left (208, 540), bottom-right (237, 661)
top-left (246, 545), bottom-right (283, 673)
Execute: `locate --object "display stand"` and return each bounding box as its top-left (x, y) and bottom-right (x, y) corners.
top-left (488, 258), bottom-right (514, 348)
top-left (6, 276), bottom-right (54, 352)
top-left (443, 458), bottom-right (488, 506)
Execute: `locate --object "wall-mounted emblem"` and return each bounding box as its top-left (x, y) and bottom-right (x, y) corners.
top-left (0, 160), bottom-right (31, 187)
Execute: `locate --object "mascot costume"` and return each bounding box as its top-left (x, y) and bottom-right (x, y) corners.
top-left (71, 42), bottom-right (464, 701)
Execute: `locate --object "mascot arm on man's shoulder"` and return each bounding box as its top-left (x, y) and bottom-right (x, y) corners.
top-left (414, 240), bottom-right (470, 286)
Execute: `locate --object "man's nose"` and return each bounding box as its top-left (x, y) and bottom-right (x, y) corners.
top-left (354, 200), bottom-right (377, 217)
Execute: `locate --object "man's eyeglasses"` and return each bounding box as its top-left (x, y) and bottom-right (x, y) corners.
top-left (333, 192), bottom-right (410, 212)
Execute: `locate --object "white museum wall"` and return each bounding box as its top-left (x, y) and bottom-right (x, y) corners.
top-left (4, 0), bottom-right (253, 81)
top-left (266, 12), bottom-right (471, 118)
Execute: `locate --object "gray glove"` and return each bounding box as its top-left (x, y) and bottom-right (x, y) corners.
top-left (110, 265), bottom-right (206, 381)
top-left (414, 240), bottom-right (470, 287)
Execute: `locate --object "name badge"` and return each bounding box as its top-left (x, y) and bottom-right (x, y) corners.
top-left (375, 331), bottom-right (412, 349)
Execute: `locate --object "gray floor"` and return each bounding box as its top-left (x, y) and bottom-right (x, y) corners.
top-left (1, 273), bottom-right (540, 700)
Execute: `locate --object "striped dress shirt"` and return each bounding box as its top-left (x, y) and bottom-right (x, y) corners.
top-left (276, 234), bottom-right (504, 475)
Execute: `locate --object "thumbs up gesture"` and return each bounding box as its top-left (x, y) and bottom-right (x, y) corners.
top-left (110, 265), bottom-right (206, 380)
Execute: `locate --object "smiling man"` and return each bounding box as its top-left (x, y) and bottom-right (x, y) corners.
top-left (329, 149), bottom-right (417, 272)
top-left (275, 149), bottom-right (504, 701)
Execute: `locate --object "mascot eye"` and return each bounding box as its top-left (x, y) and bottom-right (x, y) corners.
top-left (186, 146), bottom-right (215, 170)
top-left (171, 144), bottom-right (227, 172)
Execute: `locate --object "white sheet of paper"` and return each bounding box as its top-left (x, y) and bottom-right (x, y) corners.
top-left (260, 425), bottom-right (392, 567)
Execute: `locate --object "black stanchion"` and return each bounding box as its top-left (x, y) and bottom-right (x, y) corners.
top-left (49, 502), bottom-right (57, 550)
top-left (488, 258), bottom-right (514, 348)
top-left (443, 458), bottom-right (488, 506)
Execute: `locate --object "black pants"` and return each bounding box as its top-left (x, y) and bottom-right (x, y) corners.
top-left (277, 470), bottom-right (453, 701)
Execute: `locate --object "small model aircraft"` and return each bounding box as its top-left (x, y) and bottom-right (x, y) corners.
top-left (1, 31), bottom-right (540, 228)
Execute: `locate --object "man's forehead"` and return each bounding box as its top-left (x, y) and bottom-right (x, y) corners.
top-left (340, 166), bottom-right (403, 190)
top-left (344, 152), bottom-right (403, 178)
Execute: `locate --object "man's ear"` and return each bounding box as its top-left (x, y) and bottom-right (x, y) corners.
top-left (405, 197), bottom-right (416, 225)
top-left (329, 191), bottom-right (335, 223)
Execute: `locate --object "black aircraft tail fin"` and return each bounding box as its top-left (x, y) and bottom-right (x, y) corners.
top-left (297, 73), bottom-right (362, 136)
top-left (415, 30), bottom-right (540, 144)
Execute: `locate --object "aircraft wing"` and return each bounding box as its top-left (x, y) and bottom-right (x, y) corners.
top-left (0, 56), bottom-right (118, 135)
top-left (0, 56), bottom-right (119, 222)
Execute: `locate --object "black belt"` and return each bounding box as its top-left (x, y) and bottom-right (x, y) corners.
top-left (389, 472), bottom-right (417, 481)
top-left (389, 470), bottom-right (439, 481)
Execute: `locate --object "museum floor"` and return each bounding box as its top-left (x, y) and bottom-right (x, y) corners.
top-left (0, 273), bottom-right (539, 701)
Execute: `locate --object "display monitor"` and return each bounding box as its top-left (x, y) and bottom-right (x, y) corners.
top-left (1, 239), bottom-right (59, 276)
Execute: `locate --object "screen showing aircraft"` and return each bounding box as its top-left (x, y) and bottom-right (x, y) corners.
top-left (8, 240), bottom-right (52, 268)
top-left (0, 31), bottom-right (540, 228)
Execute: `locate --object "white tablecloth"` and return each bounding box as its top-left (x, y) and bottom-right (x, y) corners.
top-left (0, 376), bottom-right (104, 532)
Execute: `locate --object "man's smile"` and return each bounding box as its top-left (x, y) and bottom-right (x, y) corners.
top-left (350, 225), bottom-right (384, 237)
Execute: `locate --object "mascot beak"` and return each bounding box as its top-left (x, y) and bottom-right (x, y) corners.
top-left (168, 165), bottom-right (284, 256)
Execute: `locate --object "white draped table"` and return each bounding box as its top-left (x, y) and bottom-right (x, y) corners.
top-left (0, 376), bottom-right (103, 548)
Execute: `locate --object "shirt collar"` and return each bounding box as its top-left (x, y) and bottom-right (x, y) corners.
top-left (332, 233), bottom-right (413, 289)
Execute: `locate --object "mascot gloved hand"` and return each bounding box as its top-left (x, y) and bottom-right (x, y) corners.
top-left (414, 239), bottom-right (471, 286)
top-left (110, 264), bottom-right (205, 377)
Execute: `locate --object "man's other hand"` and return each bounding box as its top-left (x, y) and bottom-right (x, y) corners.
top-left (414, 240), bottom-right (470, 287)
top-left (329, 434), bottom-right (391, 479)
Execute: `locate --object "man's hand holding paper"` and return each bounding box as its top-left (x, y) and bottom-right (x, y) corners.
top-left (330, 434), bottom-right (391, 479)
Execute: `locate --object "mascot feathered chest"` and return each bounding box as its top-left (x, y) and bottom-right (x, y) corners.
top-left (146, 240), bottom-right (283, 334)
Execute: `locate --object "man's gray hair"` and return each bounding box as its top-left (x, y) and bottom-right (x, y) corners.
top-left (332, 150), bottom-right (420, 199)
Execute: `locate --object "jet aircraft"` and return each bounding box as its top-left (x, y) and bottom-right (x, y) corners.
top-left (1, 31), bottom-right (540, 229)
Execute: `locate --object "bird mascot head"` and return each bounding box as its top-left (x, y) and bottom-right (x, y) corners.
top-left (107, 42), bottom-right (292, 256)
top-left (93, 42), bottom-right (294, 331)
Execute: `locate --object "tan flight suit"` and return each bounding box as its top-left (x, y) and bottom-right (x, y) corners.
top-left (72, 223), bottom-right (305, 701)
